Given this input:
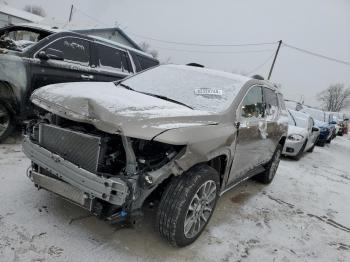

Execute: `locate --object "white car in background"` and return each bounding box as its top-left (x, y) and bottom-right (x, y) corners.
top-left (283, 109), bottom-right (320, 160)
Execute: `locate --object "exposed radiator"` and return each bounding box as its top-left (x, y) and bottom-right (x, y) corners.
top-left (39, 124), bottom-right (101, 173)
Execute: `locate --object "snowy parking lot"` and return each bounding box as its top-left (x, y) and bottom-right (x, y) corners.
top-left (0, 135), bottom-right (350, 262)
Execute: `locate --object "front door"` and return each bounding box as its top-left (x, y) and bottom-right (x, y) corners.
top-left (28, 37), bottom-right (94, 113)
top-left (263, 87), bottom-right (281, 157)
top-left (227, 85), bottom-right (267, 185)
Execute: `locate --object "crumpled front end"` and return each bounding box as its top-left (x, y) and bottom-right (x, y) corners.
top-left (23, 115), bottom-right (186, 221)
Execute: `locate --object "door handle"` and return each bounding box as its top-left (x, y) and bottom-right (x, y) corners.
top-left (81, 74), bottom-right (94, 80)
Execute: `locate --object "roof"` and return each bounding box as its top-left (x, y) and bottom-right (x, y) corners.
top-left (73, 27), bottom-right (142, 51)
top-left (0, 4), bottom-right (44, 23)
top-left (8, 23), bottom-right (62, 33)
top-left (3, 24), bottom-right (155, 59)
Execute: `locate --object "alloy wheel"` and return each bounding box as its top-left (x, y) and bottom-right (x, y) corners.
top-left (184, 180), bottom-right (217, 239)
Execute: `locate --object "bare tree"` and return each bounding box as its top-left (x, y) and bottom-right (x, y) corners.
top-left (139, 41), bottom-right (159, 59)
top-left (24, 5), bottom-right (46, 17)
top-left (318, 83), bottom-right (350, 112)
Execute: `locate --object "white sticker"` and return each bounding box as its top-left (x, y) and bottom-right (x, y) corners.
top-left (194, 88), bottom-right (223, 96)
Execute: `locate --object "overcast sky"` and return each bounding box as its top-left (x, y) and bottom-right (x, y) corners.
top-left (7, 0), bottom-right (350, 107)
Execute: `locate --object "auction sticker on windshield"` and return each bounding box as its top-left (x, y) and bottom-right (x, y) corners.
top-left (194, 88), bottom-right (223, 96)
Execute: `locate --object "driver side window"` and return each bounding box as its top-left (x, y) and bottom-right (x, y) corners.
top-left (44, 37), bottom-right (90, 66)
top-left (241, 86), bottom-right (264, 119)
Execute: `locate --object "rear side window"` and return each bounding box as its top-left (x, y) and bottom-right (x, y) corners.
top-left (45, 37), bottom-right (90, 66)
top-left (137, 55), bottom-right (159, 70)
top-left (96, 44), bottom-right (122, 71)
top-left (264, 88), bottom-right (279, 120)
top-left (241, 86), bottom-right (265, 119)
top-left (95, 44), bottom-right (132, 73)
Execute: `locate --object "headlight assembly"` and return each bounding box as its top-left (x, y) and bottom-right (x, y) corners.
top-left (288, 134), bottom-right (304, 141)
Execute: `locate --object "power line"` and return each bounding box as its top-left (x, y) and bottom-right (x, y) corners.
top-left (283, 43), bottom-right (350, 66)
top-left (128, 32), bottom-right (278, 47)
top-left (246, 52), bottom-right (276, 75)
top-left (73, 6), bottom-right (110, 27)
top-left (151, 46), bottom-right (275, 55)
top-left (68, 7), bottom-right (277, 48)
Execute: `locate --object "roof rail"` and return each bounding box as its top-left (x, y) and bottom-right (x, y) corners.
top-left (186, 63), bottom-right (204, 68)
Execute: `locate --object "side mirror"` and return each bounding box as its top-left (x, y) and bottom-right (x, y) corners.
top-left (312, 127), bottom-right (319, 132)
top-left (37, 51), bottom-right (49, 60)
top-left (330, 121), bottom-right (337, 125)
top-left (344, 118), bottom-right (349, 121)
top-left (38, 48), bottom-right (64, 61)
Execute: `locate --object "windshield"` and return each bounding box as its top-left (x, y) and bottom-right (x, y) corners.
top-left (0, 28), bottom-right (48, 52)
top-left (119, 65), bottom-right (247, 112)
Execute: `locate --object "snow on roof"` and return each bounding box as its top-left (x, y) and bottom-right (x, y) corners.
top-left (9, 23), bottom-right (62, 33)
top-left (0, 4), bottom-right (44, 23)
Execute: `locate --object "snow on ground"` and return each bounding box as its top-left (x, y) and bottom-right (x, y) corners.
top-left (0, 135), bottom-right (350, 262)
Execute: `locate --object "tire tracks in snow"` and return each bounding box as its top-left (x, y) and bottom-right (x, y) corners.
top-left (265, 193), bottom-right (350, 234)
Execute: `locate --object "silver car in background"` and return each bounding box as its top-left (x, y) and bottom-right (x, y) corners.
top-left (283, 109), bottom-right (320, 160)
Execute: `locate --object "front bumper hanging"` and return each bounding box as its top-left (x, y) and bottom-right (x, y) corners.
top-left (22, 137), bottom-right (129, 206)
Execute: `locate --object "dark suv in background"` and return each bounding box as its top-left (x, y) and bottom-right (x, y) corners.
top-left (0, 24), bottom-right (159, 141)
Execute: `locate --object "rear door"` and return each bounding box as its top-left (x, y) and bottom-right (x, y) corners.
top-left (91, 43), bottom-right (133, 82)
top-left (227, 85), bottom-right (267, 185)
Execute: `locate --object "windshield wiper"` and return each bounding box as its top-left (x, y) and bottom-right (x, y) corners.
top-left (117, 83), bottom-right (134, 91)
top-left (140, 92), bottom-right (193, 110)
top-left (116, 82), bottom-right (193, 110)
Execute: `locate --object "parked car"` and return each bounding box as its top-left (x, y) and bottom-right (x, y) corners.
top-left (314, 120), bottom-right (332, 147)
top-left (283, 109), bottom-right (319, 159)
top-left (300, 106), bottom-right (336, 143)
top-left (330, 113), bottom-right (349, 136)
top-left (0, 24), bottom-right (159, 142)
top-left (22, 65), bottom-right (288, 246)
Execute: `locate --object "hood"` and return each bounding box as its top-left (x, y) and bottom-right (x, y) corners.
top-left (314, 120), bottom-right (332, 130)
top-left (31, 82), bottom-right (220, 141)
top-left (287, 125), bottom-right (308, 137)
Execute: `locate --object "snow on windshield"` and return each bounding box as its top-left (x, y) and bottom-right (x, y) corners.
top-left (121, 65), bottom-right (248, 112)
top-left (289, 110), bottom-right (309, 128)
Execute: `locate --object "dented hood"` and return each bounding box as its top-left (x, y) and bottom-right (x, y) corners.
top-left (31, 82), bottom-right (220, 140)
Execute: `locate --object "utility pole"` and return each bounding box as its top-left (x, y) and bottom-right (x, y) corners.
top-left (68, 4), bottom-right (74, 23)
top-left (268, 40), bottom-right (282, 80)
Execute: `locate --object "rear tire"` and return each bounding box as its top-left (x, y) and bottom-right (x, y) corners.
top-left (156, 164), bottom-right (220, 247)
top-left (317, 141), bottom-right (325, 147)
top-left (255, 144), bottom-right (282, 184)
top-left (0, 101), bottom-right (14, 143)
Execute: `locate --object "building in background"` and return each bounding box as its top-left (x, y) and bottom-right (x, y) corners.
top-left (0, 3), bottom-right (43, 27)
top-left (74, 27), bottom-right (142, 51)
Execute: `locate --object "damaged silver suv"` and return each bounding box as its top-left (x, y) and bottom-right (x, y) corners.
top-left (23, 64), bottom-right (288, 246)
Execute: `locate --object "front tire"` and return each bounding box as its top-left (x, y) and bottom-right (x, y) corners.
top-left (255, 144), bottom-right (282, 184)
top-left (0, 102), bottom-right (14, 143)
top-left (307, 142), bottom-right (316, 153)
top-left (156, 164), bottom-right (220, 247)
top-left (293, 140), bottom-right (307, 160)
